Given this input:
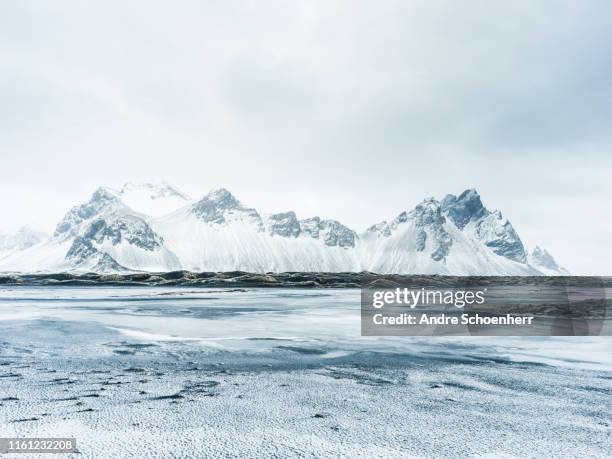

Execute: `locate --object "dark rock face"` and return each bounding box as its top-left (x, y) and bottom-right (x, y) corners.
top-left (476, 211), bottom-right (527, 263)
top-left (191, 188), bottom-right (263, 229)
top-left (411, 199), bottom-right (445, 227)
top-left (415, 229), bottom-right (427, 252)
top-left (191, 188), bottom-right (241, 224)
top-left (394, 211), bottom-right (409, 226)
top-left (65, 236), bottom-right (99, 263)
top-left (341, 189), bottom-right (531, 266)
top-left (299, 217), bottom-right (356, 248)
top-left (442, 189), bottom-right (526, 263)
top-left (300, 217), bottom-right (322, 239)
top-left (410, 199), bottom-right (452, 261)
top-left (79, 218), bottom-right (163, 251)
top-left (91, 253), bottom-right (127, 273)
top-left (319, 220), bottom-right (356, 248)
top-left (54, 187), bottom-right (120, 238)
top-left (53, 186), bottom-right (168, 269)
top-left (430, 230), bottom-right (452, 261)
top-left (64, 215), bottom-right (164, 269)
top-left (65, 237), bottom-right (125, 272)
top-left (268, 212), bottom-right (301, 237)
top-left (441, 189), bottom-right (487, 230)
top-left (365, 199), bottom-right (453, 261)
top-left (481, 226), bottom-right (525, 262)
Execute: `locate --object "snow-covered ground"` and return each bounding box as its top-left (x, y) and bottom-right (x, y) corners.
top-left (0, 287), bottom-right (610, 458)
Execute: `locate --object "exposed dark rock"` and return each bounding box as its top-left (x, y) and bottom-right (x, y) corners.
top-left (441, 189), bottom-right (487, 230)
top-left (268, 212), bottom-right (301, 237)
top-left (0, 272), bottom-right (607, 289)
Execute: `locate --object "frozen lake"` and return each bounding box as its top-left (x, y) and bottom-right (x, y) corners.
top-left (0, 287), bottom-right (611, 457)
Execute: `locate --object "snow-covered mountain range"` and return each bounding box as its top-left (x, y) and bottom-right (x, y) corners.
top-left (0, 182), bottom-right (568, 275)
top-left (0, 225), bottom-right (48, 261)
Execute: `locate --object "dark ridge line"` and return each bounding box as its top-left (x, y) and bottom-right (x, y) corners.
top-left (0, 271), bottom-right (609, 288)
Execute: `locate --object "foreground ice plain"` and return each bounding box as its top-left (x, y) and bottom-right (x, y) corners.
top-left (0, 287), bottom-right (610, 458)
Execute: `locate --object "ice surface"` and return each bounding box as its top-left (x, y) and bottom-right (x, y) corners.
top-left (0, 287), bottom-right (610, 458)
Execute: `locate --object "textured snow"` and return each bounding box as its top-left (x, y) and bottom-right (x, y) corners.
top-left (0, 184), bottom-right (567, 275)
top-left (154, 209), bottom-right (361, 272)
top-left (0, 287), bottom-right (610, 458)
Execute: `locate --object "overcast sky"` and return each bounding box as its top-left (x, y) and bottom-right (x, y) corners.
top-left (1, 1), bottom-right (611, 274)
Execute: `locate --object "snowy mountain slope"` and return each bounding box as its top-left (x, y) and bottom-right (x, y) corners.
top-left (1, 186), bottom-right (181, 272)
top-left (0, 225), bottom-right (48, 261)
top-left (153, 189), bottom-right (361, 272)
top-left (442, 189), bottom-right (527, 263)
top-left (0, 239), bottom-right (75, 273)
top-left (528, 246), bottom-right (570, 275)
top-left (0, 184), bottom-right (567, 275)
top-left (118, 181), bottom-right (191, 217)
top-left (360, 194), bottom-right (538, 275)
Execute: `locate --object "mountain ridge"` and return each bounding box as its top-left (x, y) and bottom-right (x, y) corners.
top-left (0, 182), bottom-right (568, 275)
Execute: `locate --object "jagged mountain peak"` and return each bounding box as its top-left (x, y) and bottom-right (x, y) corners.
top-left (91, 186), bottom-right (121, 203)
top-left (368, 197), bottom-right (445, 235)
top-left (46, 185), bottom-right (178, 271)
top-left (363, 189), bottom-right (528, 266)
top-left (411, 198), bottom-right (445, 224)
top-left (54, 187), bottom-right (126, 239)
top-left (267, 211), bottom-right (300, 238)
top-left (529, 246), bottom-right (569, 274)
top-left (201, 188), bottom-right (241, 208)
top-left (366, 198), bottom-right (445, 238)
top-left (294, 216), bottom-right (356, 247)
top-left (417, 196), bottom-right (441, 207)
top-left (475, 211), bottom-right (526, 263)
top-left (441, 188), bottom-right (487, 229)
top-left (0, 184), bottom-right (567, 275)
top-left (410, 199), bottom-right (452, 262)
top-left (191, 188), bottom-right (263, 228)
top-left (458, 188), bottom-right (481, 200)
top-left (440, 189), bottom-right (527, 263)
top-left (64, 213), bottom-right (169, 270)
